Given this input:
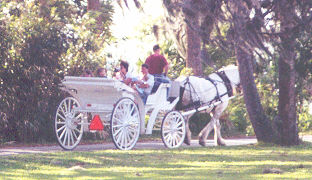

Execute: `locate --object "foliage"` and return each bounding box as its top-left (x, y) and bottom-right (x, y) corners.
top-left (160, 41), bottom-right (186, 79)
top-left (1, 144), bottom-right (312, 179)
top-left (0, 0), bottom-right (114, 143)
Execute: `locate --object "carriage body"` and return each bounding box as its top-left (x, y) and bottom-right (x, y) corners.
top-left (55, 76), bottom-right (185, 150)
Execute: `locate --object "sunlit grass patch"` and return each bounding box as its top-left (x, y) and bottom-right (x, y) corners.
top-left (1, 144), bottom-right (312, 179)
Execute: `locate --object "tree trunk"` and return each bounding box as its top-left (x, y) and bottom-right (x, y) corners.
top-left (231, 0), bottom-right (276, 143)
top-left (277, 0), bottom-right (299, 146)
top-left (88, 0), bottom-right (100, 10)
top-left (184, 0), bottom-right (202, 76)
top-left (186, 24), bottom-right (202, 76)
top-left (236, 47), bottom-right (276, 143)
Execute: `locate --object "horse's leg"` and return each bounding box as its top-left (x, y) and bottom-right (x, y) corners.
top-left (198, 119), bottom-right (214, 146)
top-left (215, 118), bottom-right (225, 146)
top-left (184, 114), bottom-right (194, 145)
top-left (198, 102), bottom-right (228, 146)
top-left (212, 102), bottom-right (228, 146)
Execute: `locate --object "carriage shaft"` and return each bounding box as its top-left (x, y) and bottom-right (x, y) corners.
top-left (181, 96), bottom-right (235, 116)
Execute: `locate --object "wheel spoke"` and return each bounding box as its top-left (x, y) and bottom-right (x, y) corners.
top-left (113, 126), bottom-right (123, 137)
top-left (112, 124), bottom-right (124, 128)
top-left (122, 129), bottom-right (128, 148)
top-left (57, 125), bottom-right (66, 133)
top-left (69, 129), bottom-right (74, 146)
top-left (127, 105), bottom-right (135, 118)
top-left (59, 126), bottom-right (66, 140)
top-left (163, 129), bottom-right (171, 134)
top-left (116, 129), bottom-right (123, 145)
top-left (57, 113), bottom-right (66, 122)
top-left (63, 100), bottom-right (68, 113)
top-left (72, 129), bottom-right (78, 140)
top-left (126, 129), bottom-right (131, 146)
top-left (174, 120), bottom-right (183, 128)
top-left (68, 99), bottom-right (71, 113)
top-left (62, 129), bottom-right (68, 146)
top-left (120, 130), bottom-right (125, 148)
top-left (60, 106), bottom-right (66, 117)
top-left (113, 117), bottom-right (123, 124)
top-left (127, 124), bottom-right (138, 132)
top-left (173, 133), bottom-right (178, 146)
top-left (75, 113), bottom-right (83, 119)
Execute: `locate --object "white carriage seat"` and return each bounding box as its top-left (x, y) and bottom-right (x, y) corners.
top-left (167, 81), bottom-right (180, 102)
top-left (146, 83), bottom-right (170, 105)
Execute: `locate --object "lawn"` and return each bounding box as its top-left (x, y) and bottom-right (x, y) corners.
top-left (1, 143), bottom-right (312, 179)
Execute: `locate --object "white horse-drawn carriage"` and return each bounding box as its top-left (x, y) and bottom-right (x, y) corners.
top-left (55, 65), bottom-right (240, 150)
top-left (55, 76), bottom-right (186, 150)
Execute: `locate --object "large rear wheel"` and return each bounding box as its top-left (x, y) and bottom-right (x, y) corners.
top-left (55, 97), bottom-right (84, 150)
top-left (110, 97), bottom-right (140, 150)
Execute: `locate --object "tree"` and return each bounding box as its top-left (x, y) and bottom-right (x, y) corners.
top-left (274, 0), bottom-right (310, 145)
top-left (228, 0), bottom-right (276, 143)
top-left (163, 0), bottom-right (311, 145)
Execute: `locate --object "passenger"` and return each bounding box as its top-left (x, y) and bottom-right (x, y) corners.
top-left (81, 69), bottom-right (93, 77)
top-left (112, 67), bottom-right (121, 80)
top-left (145, 44), bottom-right (170, 83)
top-left (133, 64), bottom-right (154, 104)
top-left (119, 60), bottom-right (132, 85)
top-left (96, 67), bottom-right (107, 78)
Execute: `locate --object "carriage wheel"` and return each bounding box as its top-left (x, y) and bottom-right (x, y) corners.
top-left (161, 111), bottom-right (186, 148)
top-left (55, 97), bottom-right (84, 150)
top-left (111, 97), bottom-right (140, 150)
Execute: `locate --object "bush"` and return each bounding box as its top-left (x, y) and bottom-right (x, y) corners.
top-left (0, 0), bottom-right (113, 143)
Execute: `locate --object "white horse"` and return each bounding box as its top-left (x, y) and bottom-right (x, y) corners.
top-left (175, 65), bottom-right (240, 146)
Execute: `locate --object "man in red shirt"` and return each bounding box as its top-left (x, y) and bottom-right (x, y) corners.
top-left (145, 45), bottom-right (170, 94)
top-left (145, 45), bottom-right (169, 76)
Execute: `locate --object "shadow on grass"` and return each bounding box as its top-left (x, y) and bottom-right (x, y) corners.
top-left (1, 144), bottom-right (312, 179)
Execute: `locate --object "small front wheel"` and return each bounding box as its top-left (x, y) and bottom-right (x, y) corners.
top-left (161, 111), bottom-right (185, 148)
top-left (111, 97), bottom-right (140, 150)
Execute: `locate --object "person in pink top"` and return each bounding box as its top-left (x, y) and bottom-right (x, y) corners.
top-left (145, 44), bottom-right (169, 76)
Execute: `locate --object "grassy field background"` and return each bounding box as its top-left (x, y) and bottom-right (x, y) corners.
top-left (1, 142), bottom-right (312, 179)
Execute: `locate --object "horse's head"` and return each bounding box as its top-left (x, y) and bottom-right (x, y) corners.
top-left (221, 65), bottom-right (241, 94)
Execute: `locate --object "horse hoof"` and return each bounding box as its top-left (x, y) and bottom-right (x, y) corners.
top-left (217, 139), bottom-right (226, 146)
top-left (199, 140), bottom-right (206, 147)
top-left (184, 137), bottom-right (191, 145)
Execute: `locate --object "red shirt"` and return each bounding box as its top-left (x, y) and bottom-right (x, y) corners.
top-left (145, 54), bottom-right (168, 75)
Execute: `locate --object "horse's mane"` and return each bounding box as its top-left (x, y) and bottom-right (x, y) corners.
top-left (175, 65), bottom-right (237, 82)
top-left (219, 64), bottom-right (237, 71)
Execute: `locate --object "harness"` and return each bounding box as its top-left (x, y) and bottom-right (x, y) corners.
top-left (176, 71), bottom-right (233, 111)
top-left (216, 71), bottom-right (233, 97)
top-left (176, 77), bottom-right (201, 111)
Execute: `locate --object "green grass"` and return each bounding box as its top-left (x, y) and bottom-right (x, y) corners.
top-left (1, 143), bottom-right (312, 179)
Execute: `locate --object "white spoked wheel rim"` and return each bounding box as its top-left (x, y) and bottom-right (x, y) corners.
top-left (161, 111), bottom-right (186, 148)
top-left (55, 97), bottom-right (83, 150)
top-left (111, 98), bottom-right (140, 150)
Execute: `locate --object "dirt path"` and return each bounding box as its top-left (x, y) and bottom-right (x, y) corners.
top-left (1, 135), bottom-right (311, 156)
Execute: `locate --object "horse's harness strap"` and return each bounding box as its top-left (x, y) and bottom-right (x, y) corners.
top-left (205, 76), bottom-right (221, 102)
top-left (216, 71), bottom-right (233, 97)
top-left (176, 77), bottom-right (201, 111)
